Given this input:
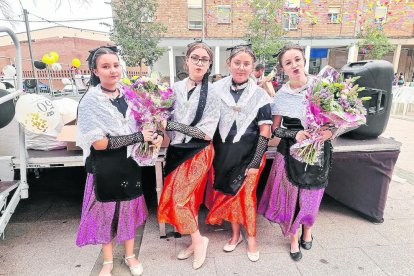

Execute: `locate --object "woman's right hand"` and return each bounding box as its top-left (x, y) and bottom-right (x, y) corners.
top-left (141, 129), bottom-right (154, 142)
top-left (204, 134), bottom-right (212, 141)
top-left (295, 130), bottom-right (311, 142)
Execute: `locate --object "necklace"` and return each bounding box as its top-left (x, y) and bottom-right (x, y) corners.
top-left (101, 86), bottom-right (118, 98)
top-left (231, 79), bottom-right (248, 90)
top-left (189, 77), bottom-right (202, 86)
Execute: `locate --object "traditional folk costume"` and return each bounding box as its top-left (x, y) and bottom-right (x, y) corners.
top-left (205, 76), bottom-right (272, 237)
top-left (76, 85), bottom-right (148, 246)
top-left (258, 78), bottom-right (332, 237)
top-left (157, 78), bottom-right (220, 235)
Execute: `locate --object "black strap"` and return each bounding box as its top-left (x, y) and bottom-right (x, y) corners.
top-left (189, 73), bottom-right (209, 127)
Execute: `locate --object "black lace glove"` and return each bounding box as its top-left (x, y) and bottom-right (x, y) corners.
top-left (166, 121), bottom-right (206, 140)
top-left (272, 128), bottom-right (299, 139)
top-left (106, 132), bottom-right (144, 150)
top-left (247, 135), bottom-right (269, 169)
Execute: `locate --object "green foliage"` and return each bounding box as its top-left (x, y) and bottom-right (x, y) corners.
top-left (110, 0), bottom-right (166, 66)
top-left (357, 25), bottom-right (395, 60)
top-left (246, 0), bottom-right (286, 63)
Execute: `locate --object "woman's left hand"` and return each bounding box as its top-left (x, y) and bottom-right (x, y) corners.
top-left (316, 129), bottom-right (333, 142)
top-left (245, 168), bottom-right (259, 176)
top-left (152, 133), bottom-right (163, 147)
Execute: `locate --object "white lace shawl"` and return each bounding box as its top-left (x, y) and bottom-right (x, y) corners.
top-left (168, 78), bottom-right (221, 145)
top-left (271, 77), bottom-right (316, 129)
top-left (213, 76), bottom-right (273, 143)
top-left (76, 85), bottom-right (139, 163)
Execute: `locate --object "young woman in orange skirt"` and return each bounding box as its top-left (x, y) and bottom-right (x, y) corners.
top-left (205, 45), bottom-right (272, 262)
top-left (158, 42), bottom-right (220, 270)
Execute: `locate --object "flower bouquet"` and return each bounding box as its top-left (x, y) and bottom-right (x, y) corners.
top-left (123, 76), bottom-right (174, 166)
top-left (290, 66), bottom-right (370, 167)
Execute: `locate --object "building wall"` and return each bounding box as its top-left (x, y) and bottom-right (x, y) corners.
top-left (154, 0), bottom-right (414, 39)
top-left (0, 36), bottom-right (110, 72)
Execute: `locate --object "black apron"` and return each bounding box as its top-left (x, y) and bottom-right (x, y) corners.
top-left (89, 146), bottom-right (143, 202)
top-left (212, 133), bottom-right (257, 195)
top-left (277, 116), bottom-right (332, 190)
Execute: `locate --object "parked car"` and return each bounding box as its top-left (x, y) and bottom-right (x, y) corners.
top-left (23, 79), bottom-right (50, 93)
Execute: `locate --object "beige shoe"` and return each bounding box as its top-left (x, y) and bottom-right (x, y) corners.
top-left (99, 260), bottom-right (113, 276)
top-left (193, 236), bottom-right (209, 270)
top-left (223, 234), bottom-right (243, 252)
top-left (124, 254), bottom-right (143, 276)
top-left (247, 251), bottom-right (260, 262)
top-left (177, 245), bottom-right (194, 260)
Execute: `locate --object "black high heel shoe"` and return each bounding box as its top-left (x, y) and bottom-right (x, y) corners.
top-left (289, 241), bottom-right (302, 261)
top-left (300, 225), bottom-right (313, 250)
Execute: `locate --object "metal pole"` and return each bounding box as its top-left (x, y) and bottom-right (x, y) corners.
top-left (202, 0), bottom-right (205, 41)
top-left (23, 9), bottom-right (39, 93)
top-left (0, 27), bottom-right (28, 199)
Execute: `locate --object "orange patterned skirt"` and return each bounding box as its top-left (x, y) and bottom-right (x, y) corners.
top-left (205, 156), bottom-right (266, 237)
top-left (157, 144), bottom-right (214, 234)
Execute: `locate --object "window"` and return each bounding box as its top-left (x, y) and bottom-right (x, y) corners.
top-left (285, 0), bottom-right (300, 9)
top-left (328, 7), bottom-right (340, 24)
top-left (375, 6), bottom-right (387, 24)
top-left (188, 0), bottom-right (203, 30)
top-left (283, 12), bottom-right (299, 30)
top-left (217, 5), bottom-right (231, 24)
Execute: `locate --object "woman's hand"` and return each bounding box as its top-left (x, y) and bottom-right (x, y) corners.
top-left (142, 129), bottom-right (154, 142)
top-left (245, 168), bottom-right (259, 176)
top-left (295, 130), bottom-right (311, 142)
top-left (204, 134), bottom-right (212, 141)
top-left (316, 129), bottom-right (333, 142)
top-left (152, 135), bottom-right (163, 147)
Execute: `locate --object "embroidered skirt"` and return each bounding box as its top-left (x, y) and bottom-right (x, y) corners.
top-left (158, 144), bottom-right (214, 234)
top-left (205, 156), bottom-right (266, 237)
top-left (76, 174), bottom-right (148, 246)
top-left (258, 152), bottom-right (325, 237)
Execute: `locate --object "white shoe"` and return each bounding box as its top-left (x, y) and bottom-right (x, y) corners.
top-left (177, 245), bottom-right (194, 260)
top-left (223, 234), bottom-right (243, 252)
top-left (193, 236), bottom-right (209, 270)
top-left (124, 254), bottom-right (143, 276)
top-left (247, 251), bottom-right (260, 262)
top-left (99, 260), bottom-right (113, 276)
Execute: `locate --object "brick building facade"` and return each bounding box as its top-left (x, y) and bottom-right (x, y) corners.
top-left (151, 0), bottom-right (414, 84)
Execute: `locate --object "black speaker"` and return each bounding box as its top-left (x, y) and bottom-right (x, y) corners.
top-left (340, 60), bottom-right (394, 139)
top-left (0, 89), bottom-right (15, 129)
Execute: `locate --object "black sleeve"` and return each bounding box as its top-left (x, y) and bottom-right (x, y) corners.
top-left (166, 121), bottom-right (206, 140)
top-left (257, 104), bottom-right (272, 123)
top-left (247, 135), bottom-right (269, 169)
top-left (272, 128), bottom-right (299, 139)
top-left (106, 132), bottom-right (144, 150)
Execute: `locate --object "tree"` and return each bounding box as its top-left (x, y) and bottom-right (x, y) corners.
top-left (357, 25), bottom-right (395, 60)
top-left (246, 0), bottom-right (286, 64)
top-left (109, 0), bottom-right (166, 68)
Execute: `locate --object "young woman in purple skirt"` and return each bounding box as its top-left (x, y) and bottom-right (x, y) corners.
top-left (75, 46), bottom-right (162, 276)
top-left (258, 45), bottom-right (333, 261)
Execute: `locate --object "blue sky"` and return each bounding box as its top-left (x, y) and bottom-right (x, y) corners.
top-left (1, 0), bottom-right (113, 33)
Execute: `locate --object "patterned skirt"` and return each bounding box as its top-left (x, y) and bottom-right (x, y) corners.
top-left (205, 156), bottom-right (266, 237)
top-left (76, 174), bottom-right (148, 246)
top-left (258, 152), bottom-right (325, 237)
top-left (158, 144), bottom-right (214, 234)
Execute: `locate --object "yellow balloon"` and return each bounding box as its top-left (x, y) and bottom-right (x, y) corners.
top-left (71, 58), bottom-right (81, 68)
top-left (49, 51), bottom-right (59, 63)
top-left (41, 54), bottom-right (55, 65)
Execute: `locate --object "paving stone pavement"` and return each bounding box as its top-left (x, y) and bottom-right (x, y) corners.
top-left (1, 116), bottom-right (414, 275)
